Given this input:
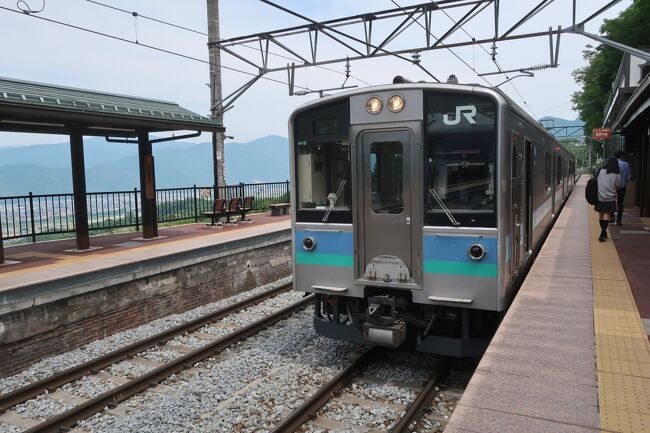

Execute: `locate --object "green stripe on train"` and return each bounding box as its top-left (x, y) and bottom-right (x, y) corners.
top-left (295, 252), bottom-right (353, 267)
top-left (424, 260), bottom-right (497, 278)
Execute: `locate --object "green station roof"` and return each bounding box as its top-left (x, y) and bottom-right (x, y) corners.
top-left (0, 77), bottom-right (224, 136)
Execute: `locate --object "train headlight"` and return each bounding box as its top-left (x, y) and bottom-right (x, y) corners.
top-left (366, 96), bottom-right (383, 114)
top-left (468, 243), bottom-right (486, 261)
top-left (302, 236), bottom-right (316, 251)
top-left (387, 94), bottom-right (405, 113)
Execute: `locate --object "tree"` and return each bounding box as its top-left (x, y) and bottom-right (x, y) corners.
top-left (572, 0), bottom-right (650, 134)
top-left (559, 137), bottom-right (589, 170)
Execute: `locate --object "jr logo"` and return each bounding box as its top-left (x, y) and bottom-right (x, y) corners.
top-left (443, 105), bottom-right (477, 125)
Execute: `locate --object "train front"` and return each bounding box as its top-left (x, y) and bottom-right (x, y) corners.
top-left (289, 84), bottom-right (503, 357)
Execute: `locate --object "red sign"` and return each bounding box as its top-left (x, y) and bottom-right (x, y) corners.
top-left (592, 128), bottom-right (611, 140)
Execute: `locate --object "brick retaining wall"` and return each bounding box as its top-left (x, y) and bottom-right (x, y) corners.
top-left (0, 240), bottom-right (291, 378)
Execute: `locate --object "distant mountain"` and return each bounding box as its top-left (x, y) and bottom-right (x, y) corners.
top-left (0, 135), bottom-right (289, 196)
top-left (539, 116), bottom-right (584, 139)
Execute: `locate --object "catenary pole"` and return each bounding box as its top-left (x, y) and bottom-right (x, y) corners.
top-left (207, 0), bottom-right (226, 198)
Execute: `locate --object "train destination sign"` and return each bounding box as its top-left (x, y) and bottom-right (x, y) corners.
top-left (592, 128), bottom-right (611, 140)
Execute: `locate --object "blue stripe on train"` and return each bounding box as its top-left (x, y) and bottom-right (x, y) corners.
top-left (423, 235), bottom-right (498, 264)
top-left (294, 230), bottom-right (353, 256)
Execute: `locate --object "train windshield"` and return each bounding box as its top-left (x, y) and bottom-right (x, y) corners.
top-left (424, 92), bottom-right (497, 227)
top-left (293, 99), bottom-right (352, 223)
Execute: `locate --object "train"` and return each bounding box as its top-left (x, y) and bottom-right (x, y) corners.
top-left (289, 77), bottom-right (576, 357)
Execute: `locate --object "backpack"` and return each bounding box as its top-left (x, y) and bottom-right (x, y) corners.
top-left (585, 177), bottom-right (598, 205)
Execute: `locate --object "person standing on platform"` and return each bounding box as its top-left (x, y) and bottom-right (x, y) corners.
top-left (611, 150), bottom-right (631, 226)
top-left (596, 157), bottom-right (622, 242)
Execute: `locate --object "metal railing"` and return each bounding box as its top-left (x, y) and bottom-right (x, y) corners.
top-left (0, 181), bottom-right (290, 242)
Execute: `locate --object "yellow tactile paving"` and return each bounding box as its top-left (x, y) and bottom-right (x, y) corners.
top-left (590, 206), bottom-right (650, 432)
top-left (591, 256), bottom-right (628, 281)
top-left (594, 297), bottom-right (638, 312)
top-left (597, 334), bottom-right (650, 352)
top-left (598, 356), bottom-right (650, 378)
top-left (598, 343), bottom-right (650, 365)
top-left (596, 315), bottom-right (647, 333)
top-left (601, 407), bottom-right (650, 433)
top-left (598, 372), bottom-right (650, 413)
top-left (594, 279), bottom-right (636, 296)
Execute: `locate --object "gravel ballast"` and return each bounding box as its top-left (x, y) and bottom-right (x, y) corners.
top-left (76, 315), bottom-right (363, 433)
top-left (0, 277), bottom-right (292, 396)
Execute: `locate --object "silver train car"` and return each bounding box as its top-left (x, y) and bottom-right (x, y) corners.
top-left (289, 80), bottom-right (576, 357)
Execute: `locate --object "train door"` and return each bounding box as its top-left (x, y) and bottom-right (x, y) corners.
top-left (511, 133), bottom-right (524, 279)
top-left (358, 130), bottom-right (413, 283)
top-left (525, 140), bottom-right (534, 253)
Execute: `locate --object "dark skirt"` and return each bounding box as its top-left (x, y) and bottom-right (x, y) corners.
top-left (595, 200), bottom-right (616, 213)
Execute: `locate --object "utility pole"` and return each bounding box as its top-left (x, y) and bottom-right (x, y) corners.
top-left (207, 0), bottom-right (226, 197)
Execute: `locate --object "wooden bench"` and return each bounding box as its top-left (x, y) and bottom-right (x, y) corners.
top-left (225, 197), bottom-right (241, 223)
top-left (240, 196), bottom-right (255, 223)
top-left (201, 198), bottom-right (227, 226)
top-left (269, 203), bottom-right (290, 216)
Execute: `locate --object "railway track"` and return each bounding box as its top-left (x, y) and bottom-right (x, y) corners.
top-left (272, 347), bottom-right (449, 433)
top-left (1, 284), bottom-right (468, 433)
top-left (0, 284), bottom-right (292, 412)
top-left (0, 284), bottom-right (310, 433)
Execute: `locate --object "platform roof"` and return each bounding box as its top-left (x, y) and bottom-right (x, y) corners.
top-left (0, 77), bottom-right (224, 137)
top-left (611, 73), bottom-right (650, 130)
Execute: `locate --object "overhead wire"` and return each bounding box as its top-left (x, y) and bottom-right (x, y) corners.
top-left (0, 4), bottom-right (312, 92)
top-left (429, 0), bottom-right (538, 118)
top-left (84, 0), bottom-right (372, 86)
top-left (494, 59), bottom-right (538, 118)
top-left (85, 0), bottom-right (207, 36)
top-left (388, 0), bottom-right (494, 86)
top-left (16, 0), bottom-right (44, 14)
top-left (256, 0), bottom-right (440, 81)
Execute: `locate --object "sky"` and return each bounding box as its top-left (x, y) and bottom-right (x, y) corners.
top-left (0, 0), bottom-right (632, 147)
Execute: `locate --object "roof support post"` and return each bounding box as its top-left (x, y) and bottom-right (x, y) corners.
top-left (70, 130), bottom-right (90, 250)
top-left (0, 212), bottom-right (4, 264)
top-left (138, 132), bottom-right (158, 239)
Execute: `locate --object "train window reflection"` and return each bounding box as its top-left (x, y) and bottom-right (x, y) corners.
top-left (424, 92), bottom-right (497, 226)
top-left (370, 141), bottom-right (404, 214)
top-left (293, 99), bottom-right (352, 223)
top-left (296, 140), bottom-right (351, 211)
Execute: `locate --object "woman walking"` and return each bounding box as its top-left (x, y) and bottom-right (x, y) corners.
top-left (595, 157), bottom-right (622, 242)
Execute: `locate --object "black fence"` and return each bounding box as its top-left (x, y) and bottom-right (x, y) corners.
top-left (0, 181), bottom-right (290, 242)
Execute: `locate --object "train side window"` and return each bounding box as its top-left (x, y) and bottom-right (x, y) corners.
top-left (556, 156), bottom-right (562, 185)
top-left (544, 151), bottom-right (551, 194)
top-left (370, 141), bottom-right (404, 214)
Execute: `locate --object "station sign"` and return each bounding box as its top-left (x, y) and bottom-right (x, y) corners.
top-left (592, 128), bottom-right (611, 140)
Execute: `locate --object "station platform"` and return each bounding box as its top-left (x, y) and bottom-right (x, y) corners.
top-left (0, 213), bottom-right (290, 313)
top-left (0, 212), bottom-right (292, 376)
top-left (447, 177), bottom-right (650, 433)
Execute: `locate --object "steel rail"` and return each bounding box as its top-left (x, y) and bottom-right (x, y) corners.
top-left (23, 293), bottom-right (313, 433)
top-left (0, 284), bottom-right (293, 412)
top-left (270, 346), bottom-right (377, 433)
top-left (390, 362), bottom-right (448, 433)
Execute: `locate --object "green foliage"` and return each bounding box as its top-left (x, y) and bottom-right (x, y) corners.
top-left (559, 137), bottom-right (590, 170)
top-left (572, 0), bottom-right (650, 133)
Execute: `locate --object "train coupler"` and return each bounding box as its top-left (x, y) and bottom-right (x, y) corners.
top-left (362, 320), bottom-right (406, 347)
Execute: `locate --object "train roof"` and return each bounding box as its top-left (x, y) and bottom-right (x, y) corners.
top-left (290, 81), bottom-right (573, 158)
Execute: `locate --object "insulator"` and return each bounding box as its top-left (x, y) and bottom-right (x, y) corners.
top-left (527, 64), bottom-right (552, 71)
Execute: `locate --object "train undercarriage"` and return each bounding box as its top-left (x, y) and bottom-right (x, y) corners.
top-left (312, 292), bottom-right (499, 358)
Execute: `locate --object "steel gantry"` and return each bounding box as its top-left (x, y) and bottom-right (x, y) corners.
top-left (208, 0), bottom-right (642, 111)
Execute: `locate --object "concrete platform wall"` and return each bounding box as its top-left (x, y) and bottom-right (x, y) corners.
top-left (0, 234), bottom-right (291, 378)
